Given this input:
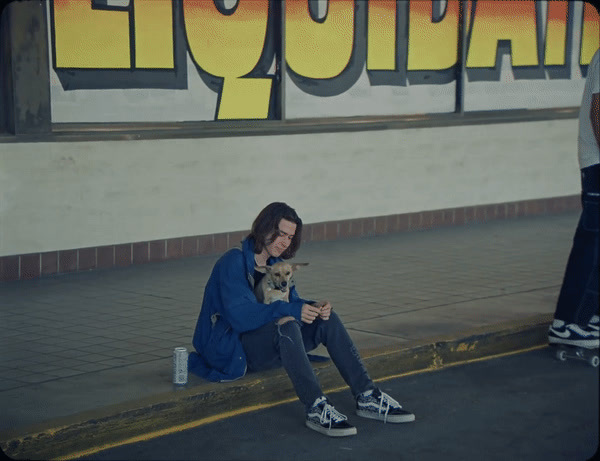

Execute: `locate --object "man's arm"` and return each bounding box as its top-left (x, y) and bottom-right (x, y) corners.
top-left (218, 252), bottom-right (303, 332)
top-left (591, 92), bottom-right (600, 148)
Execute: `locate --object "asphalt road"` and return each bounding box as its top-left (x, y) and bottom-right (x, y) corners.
top-left (81, 348), bottom-right (599, 461)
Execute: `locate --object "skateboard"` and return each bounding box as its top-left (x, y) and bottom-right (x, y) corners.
top-left (551, 344), bottom-right (599, 368)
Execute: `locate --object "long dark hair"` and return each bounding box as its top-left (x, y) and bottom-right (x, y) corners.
top-left (248, 202), bottom-right (303, 259)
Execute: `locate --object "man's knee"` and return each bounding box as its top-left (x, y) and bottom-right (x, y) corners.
top-left (327, 310), bottom-right (341, 324)
top-left (276, 316), bottom-right (301, 345)
top-left (277, 316), bottom-right (296, 325)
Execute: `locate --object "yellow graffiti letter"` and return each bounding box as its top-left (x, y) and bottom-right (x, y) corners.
top-left (184, 0), bottom-right (271, 119)
top-left (544, 0), bottom-right (568, 66)
top-left (286, 0), bottom-right (355, 79)
top-left (407, 0), bottom-right (460, 70)
top-left (134, 0), bottom-right (174, 69)
top-left (580, 2), bottom-right (600, 65)
top-left (53, 0), bottom-right (130, 68)
top-left (367, 0), bottom-right (397, 70)
top-left (467, 0), bottom-right (539, 68)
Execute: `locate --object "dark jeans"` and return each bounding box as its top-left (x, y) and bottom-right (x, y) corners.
top-left (240, 311), bottom-right (375, 411)
top-left (554, 164), bottom-right (600, 326)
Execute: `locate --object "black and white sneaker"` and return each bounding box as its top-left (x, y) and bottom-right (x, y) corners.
top-left (588, 315), bottom-right (600, 332)
top-left (356, 388), bottom-right (415, 423)
top-left (548, 319), bottom-right (600, 348)
top-left (305, 396), bottom-right (357, 437)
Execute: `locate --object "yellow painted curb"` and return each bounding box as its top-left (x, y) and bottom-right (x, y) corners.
top-left (58, 344), bottom-right (549, 460)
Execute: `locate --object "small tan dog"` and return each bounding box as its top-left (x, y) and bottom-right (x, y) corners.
top-left (254, 261), bottom-right (308, 304)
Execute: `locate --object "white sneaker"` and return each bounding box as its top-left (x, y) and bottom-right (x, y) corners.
top-left (587, 315), bottom-right (599, 331)
top-left (305, 397), bottom-right (357, 437)
top-left (549, 319), bottom-right (600, 348)
top-left (356, 388), bottom-right (415, 423)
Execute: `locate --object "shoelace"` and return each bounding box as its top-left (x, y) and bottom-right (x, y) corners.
top-left (319, 403), bottom-right (348, 429)
top-left (376, 392), bottom-right (401, 424)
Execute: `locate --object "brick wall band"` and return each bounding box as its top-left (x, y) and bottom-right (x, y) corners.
top-left (0, 196), bottom-right (581, 282)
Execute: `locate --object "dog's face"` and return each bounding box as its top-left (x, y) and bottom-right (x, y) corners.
top-left (256, 262), bottom-right (308, 292)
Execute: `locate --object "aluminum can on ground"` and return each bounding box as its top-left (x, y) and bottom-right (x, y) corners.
top-left (173, 347), bottom-right (188, 385)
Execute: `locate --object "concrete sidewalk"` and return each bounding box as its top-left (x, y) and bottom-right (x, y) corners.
top-left (0, 212), bottom-right (580, 459)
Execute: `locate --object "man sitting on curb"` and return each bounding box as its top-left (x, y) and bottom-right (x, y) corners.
top-left (189, 202), bottom-right (415, 437)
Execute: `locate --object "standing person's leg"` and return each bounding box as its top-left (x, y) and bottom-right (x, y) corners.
top-left (553, 214), bottom-right (596, 324)
top-left (573, 165), bottom-right (600, 326)
top-left (571, 212), bottom-right (599, 326)
top-left (550, 165), bottom-right (599, 347)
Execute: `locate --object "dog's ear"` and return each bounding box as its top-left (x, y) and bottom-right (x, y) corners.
top-left (255, 265), bottom-right (269, 274)
top-left (291, 263), bottom-right (309, 271)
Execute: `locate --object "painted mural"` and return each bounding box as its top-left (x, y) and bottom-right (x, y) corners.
top-left (48, 0), bottom-right (600, 122)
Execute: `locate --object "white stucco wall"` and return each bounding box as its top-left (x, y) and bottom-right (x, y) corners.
top-left (0, 118), bottom-right (581, 257)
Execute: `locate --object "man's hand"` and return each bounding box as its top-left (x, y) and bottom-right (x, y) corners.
top-left (308, 301), bottom-right (332, 321)
top-left (317, 301), bottom-right (332, 320)
top-left (301, 303), bottom-right (322, 324)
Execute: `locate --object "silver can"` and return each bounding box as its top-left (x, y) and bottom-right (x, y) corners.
top-left (173, 347), bottom-right (188, 385)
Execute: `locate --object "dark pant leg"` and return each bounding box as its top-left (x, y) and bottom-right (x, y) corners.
top-left (240, 320), bottom-right (324, 410)
top-left (241, 312), bottom-right (376, 411)
top-left (239, 321), bottom-right (281, 372)
top-left (554, 164), bottom-right (600, 325)
top-left (301, 311), bottom-right (375, 399)
top-left (278, 320), bottom-right (326, 410)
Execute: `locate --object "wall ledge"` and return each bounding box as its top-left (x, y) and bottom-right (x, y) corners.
top-left (0, 195), bottom-right (581, 282)
top-left (0, 108), bottom-right (578, 144)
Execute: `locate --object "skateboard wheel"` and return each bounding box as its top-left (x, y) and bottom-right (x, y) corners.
top-left (590, 355), bottom-right (599, 368)
top-left (556, 349), bottom-right (567, 361)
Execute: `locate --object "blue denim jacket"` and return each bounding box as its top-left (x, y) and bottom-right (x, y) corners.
top-left (189, 237), bottom-right (308, 382)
